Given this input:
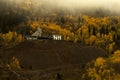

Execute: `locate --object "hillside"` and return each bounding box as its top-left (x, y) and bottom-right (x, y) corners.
top-left (1, 40), bottom-right (107, 70)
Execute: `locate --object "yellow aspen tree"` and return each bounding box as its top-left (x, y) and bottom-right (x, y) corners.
top-left (6, 56), bottom-right (21, 71)
top-left (108, 42), bottom-right (115, 54)
top-left (17, 34), bottom-right (23, 43)
top-left (111, 50), bottom-right (120, 63)
top-left (89, 35), bottom-right (96, 45)
top-left (6, 31), bottom-right (13, 42)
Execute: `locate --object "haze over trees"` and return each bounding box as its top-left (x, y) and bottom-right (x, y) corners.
top-left (0, 0), bottom-right (120, 80)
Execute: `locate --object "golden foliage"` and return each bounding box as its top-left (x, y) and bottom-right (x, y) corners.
top-left (107, 42), bottom-right (115, 54)
top-left (87, 67), bottom-right (101, 80)
top-left (83, 57), bottom-right (116, 80)
top-left (111, 50), bottom-right (120, 63)
top-left (28, 15), bottom-right (120, 52)
top-left (30, 22), bottom-right (77, 42)
top-left (81, 25), bottom-right (89, 40)
top-left (16, 34), bottom-right (23, 43)
top-left (94, 57), bottom-right (106, 68)
top-left (0, 31), bottom-right (23, 47)
top-left (30, 21), bottom-right (40, 30)
top-left (6, 56), bottom-right (21, 71)
top-left (2, 31), bottom-right (13, 42)
top-left (86, 35), bottom-right (96, 45)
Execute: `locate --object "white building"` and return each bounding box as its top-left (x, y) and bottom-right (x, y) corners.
top-left (52, 35), bottom-right (62, 40)
top-left (31, 27), bottom-right (42, 37)
top-left (25, 27), bottom-right (62, 40)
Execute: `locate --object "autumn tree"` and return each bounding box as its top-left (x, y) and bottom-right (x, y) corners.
top-left (110, 50), bottom-right (120, 63)
top-left (83, 57), bottom-right (116, 80)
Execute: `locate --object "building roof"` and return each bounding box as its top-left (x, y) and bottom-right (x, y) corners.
top-left (31, 27), bottom-right (42, 37)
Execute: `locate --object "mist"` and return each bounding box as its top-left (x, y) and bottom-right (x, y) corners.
top-left (29, 1), bottom-right (115, 8)
top-left (28, 0), bottom-right (119, 15)
top-left (1, 0), bottom-right (120, 16)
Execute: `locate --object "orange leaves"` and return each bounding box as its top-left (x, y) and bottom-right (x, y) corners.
top-left (87, 67), bottom-right (99, 79)
top-left (17, 34), bottom-right (23, 43)
top-left (101, 17), bottom-right (110, 25)
top-left (85, 35), bottom-right (96, 45)
top-left (81, 25), bottom-right (89, 39)
top-left (94, 57), bottom-right (106, 69)
top-left (6, 56), bottom-right (21, 71)
top-left (89, 35), bottom-right (96, 45)
top-left (30, 21), bottom-right (40, 30)
top-left (111, 50), bottom-right (120, 63)
top-left (2, 31), bottom-right (13, 42)
top-left (107, 42), bottom-right (115, 54)
top-left (84, 50), bottom-right (120, 79)
top-left (29, 15), bottom-right (120, 46)
top-left (84, 56), bottom-right (116, 80)
top-left (47, 23), bottom-right (74, 41)
top-left (30, 22), bottom-right (76, 42)
top-left (0, 31), bottom-right (23, 46)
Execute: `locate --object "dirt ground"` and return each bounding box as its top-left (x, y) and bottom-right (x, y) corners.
top-left (0, 40), bottom-right (107, 70)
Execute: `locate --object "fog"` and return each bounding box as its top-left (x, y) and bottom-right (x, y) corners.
top-left (12, 0), bottom-right (120, 8)
top-left (5, 0), bottom-right (120, 15)
top-left (32, 0), bottom-right (120, 14)
top-left (9, 0), bottom-right (120, 10)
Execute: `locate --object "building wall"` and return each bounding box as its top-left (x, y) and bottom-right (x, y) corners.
top-left (52, 35), bottom-right (62, 40)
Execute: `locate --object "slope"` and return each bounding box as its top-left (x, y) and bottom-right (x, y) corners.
top-left (1, 40), bottom-right (107, 70)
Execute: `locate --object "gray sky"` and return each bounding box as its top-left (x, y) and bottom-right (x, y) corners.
top-left (9, 0), bottom-right (120, 14)
top-left (40, 0), bottom-right (120, 13)
top-left (57, 0), bottom-right (119, 9)
top-left (10, 0), bottom-right (120, 8)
